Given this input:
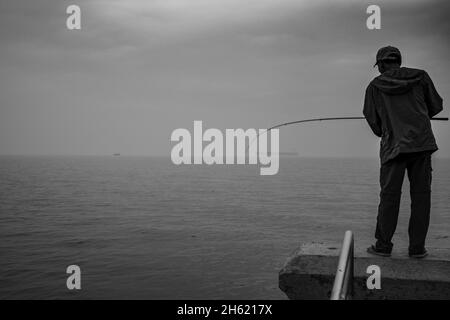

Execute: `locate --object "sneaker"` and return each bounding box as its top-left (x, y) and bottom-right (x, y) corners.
top-left (367, 245), bottom-right (391, 257)
top-left (409, 250), bottom-right (428, 259)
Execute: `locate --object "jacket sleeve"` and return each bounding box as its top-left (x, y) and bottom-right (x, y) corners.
top-left (363, 84), bottom-right (382, 137)
top-left (422, 71), bottom-right (443, 118)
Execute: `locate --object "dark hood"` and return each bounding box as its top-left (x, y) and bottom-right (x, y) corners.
top-left (371, 67), bottom-right (424, 95)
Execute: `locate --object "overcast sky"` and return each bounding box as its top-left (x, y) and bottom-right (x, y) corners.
top-left (0, 0), bottom-right (449, 157)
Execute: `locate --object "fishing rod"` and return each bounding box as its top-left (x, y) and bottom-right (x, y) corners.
top-left (249, 116), bottom-right (448, 149)
top-left (264, 116), bottom-right (448, 132)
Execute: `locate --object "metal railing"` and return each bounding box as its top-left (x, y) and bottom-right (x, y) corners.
top-left (330, 230), bottom-right (354, 300)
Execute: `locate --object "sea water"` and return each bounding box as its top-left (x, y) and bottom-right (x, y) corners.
top-left (0, 156), bottom-right (449, 299)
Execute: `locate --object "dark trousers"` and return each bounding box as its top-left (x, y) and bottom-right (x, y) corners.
top-left (375, 151), bottom-right (432, 254)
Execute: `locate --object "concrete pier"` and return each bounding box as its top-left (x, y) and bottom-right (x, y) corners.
top-left (279, 242), bottom-right (450, 300)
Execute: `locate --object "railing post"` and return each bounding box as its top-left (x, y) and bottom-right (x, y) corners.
top-left (330, 230), bottom-right (354, 300)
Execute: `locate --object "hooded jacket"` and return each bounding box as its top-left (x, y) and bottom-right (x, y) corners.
top-left (363, 67), bottom-right (443, 164)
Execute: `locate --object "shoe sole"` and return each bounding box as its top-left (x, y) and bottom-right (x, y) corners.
top-left (367, 247), bottom-right (391, 257)
top-left (409, 252), bottom-right (428, 259)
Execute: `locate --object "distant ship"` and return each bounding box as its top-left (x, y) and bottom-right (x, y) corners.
top-left (113, 153), bottom-right (121, 156)
top-left (278, 152), bottom-right (298, 156)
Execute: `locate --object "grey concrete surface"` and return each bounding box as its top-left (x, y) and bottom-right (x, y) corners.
top-left (279, 242), bottom-right (450, 299)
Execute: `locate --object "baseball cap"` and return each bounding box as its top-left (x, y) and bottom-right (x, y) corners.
top-left (374, 46), bottom-right (402, 67)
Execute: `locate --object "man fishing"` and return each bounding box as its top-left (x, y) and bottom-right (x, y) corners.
top-left (363, 46), bottom-right (443, 258)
